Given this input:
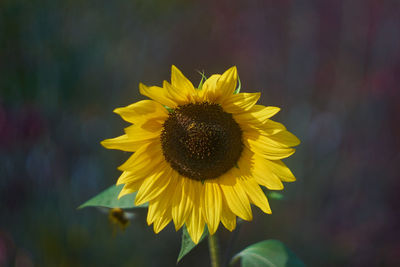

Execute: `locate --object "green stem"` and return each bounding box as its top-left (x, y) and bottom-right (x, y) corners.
top-left (208, 233), bottom-right (221, 267)
top-left (223, 218), bottom-right (243, 266)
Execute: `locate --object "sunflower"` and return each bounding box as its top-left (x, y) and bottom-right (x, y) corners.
top-left (101, 66), bottom-right (300, 243)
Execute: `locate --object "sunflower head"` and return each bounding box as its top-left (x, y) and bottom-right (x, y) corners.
top-left (101, 65), bottom-right (300, 243)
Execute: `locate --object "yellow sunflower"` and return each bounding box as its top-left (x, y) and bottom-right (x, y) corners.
top-left (101, 66), bottom-right (300, 243)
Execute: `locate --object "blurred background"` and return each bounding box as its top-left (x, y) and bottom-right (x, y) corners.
top-left (1, 0), bottom-right (399, 266)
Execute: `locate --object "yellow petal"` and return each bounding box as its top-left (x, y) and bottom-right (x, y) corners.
top-left (202, 181), bottom-right (222, 235)
top-left (171, 65), bottom-right (196, 94)
top-left (124, 121), bottom-right (162, 139)
top-left (252, 155), bottom-right (284, 190)
top-left (118, 179), bottom-right (144, 198)
top-left (116, 154), bottom-right (164, 185)
top-left (153, 208), bottom-right (172, 233)
top-left (118, 141), bottom-right (161, 171)
top-left (200, 74), bottom-right (220, 101)
top-left (172, 176), bottom-right (194, 231)
top-left (201, 67), bottom-right (238, 102)
top-left (146, 175), bottom-right (178, 225)
top-left (113, 100), bottom-right (168, 124)
top-left (237, 118), bottom-right (287, 136)
top-left (244, 133), bottom-right (296, 160)
top-left (219, 172), bottom-right (253, 221)
top-left (139, 83), bottom-right (178, 108)
top-left (251, 105), bottom-right (281, 120)
top-left (263, 159), bottom-right (296, 182)
top-left (221, 92), bottom-right (260, 114)
top-left (147, 193), bottom-right (173, 233)
top-left (185, 181), bottom-right (205, 244)
top-left (234, 147), bottom-right (254, 177)
top-left (263, 119), bottom-right (287, 132)
top-left (202, 75), bottom-right (220, 90)
top-left (245, 129), bottom-right (300, 148)
top-left (170, 178), bottom-right (183, 230)
top-left (100, 134), bottom-right (148, 152)
top-left (216, 66), bottom-right (238, 101)
top-left (116, 171), bottom-right (137, 186)
top-left (134, 163), bottom-right (171, 206)
top-left (234, 105), bottom-right (280, 126)
top-left (117, 171), bottom-right (134, 185)
top-left (220, 196), bottom-right (237, 231)
top-left (240, 178), bottom-right (271, 214)
top-left (147, 201), bottom-right (159, 225)
top-left (163, 81), bottom-right (193, 105)
top-left (268, 130), bottom-right (301, 147)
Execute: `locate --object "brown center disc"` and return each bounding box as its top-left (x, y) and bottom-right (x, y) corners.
top-left (161, 102), bottom-right (243, 181)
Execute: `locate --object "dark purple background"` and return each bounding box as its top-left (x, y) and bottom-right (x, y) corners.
top-left (1, 0), bottom-right (400, 266)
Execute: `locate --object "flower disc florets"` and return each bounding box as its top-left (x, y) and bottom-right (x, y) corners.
top-left (161, 102), bottom-right (243, 181)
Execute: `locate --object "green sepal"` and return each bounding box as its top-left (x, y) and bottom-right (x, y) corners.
top-left (163, 105), bottom-right (174, 113)
top-left (234, 75), bottom-right (241, 94)
top-left (197, 70), bottom-right (207, 89)
top-left (78, 184), bottom-right (148, 209)
top-left (177, 225), bottom-right (209, 263)
top-left (230, 239), bottom-right (304, 267)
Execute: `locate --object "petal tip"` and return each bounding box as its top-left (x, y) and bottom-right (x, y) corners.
top-left (134, 197), bottom-right (145, 207)
top-left (191, 235), bottom-right (201, 244)
top-left (117, 188), bottom-right (128, 199)
top-left (228, 65), bottom-right (237, 72)
top-left (284, 176), bottom-right (297, 182)
top-left (171, 64), bottom-right (179, 71)
top-left (227, 66), bottom-right (238, 78)
top-left (113, 108), bottom-right (121, 114)
top-left (116, 179), bottom-right (125, 186)
top-left (100, 139), bottom-right (111, 148)
top-left (138, 82), bottom-right (147, 94)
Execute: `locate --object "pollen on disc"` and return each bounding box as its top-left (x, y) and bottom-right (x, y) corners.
top-left (161, 102), bottom-right (243, 181)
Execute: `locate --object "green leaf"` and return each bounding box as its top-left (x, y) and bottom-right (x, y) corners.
top-left (234, 75), bottom-right (241, 94)
top-left (177, 225), bottom-right (209, 263)
top-left (197, 70), bottom-right (207, 89)
top-left (231, 240), bottom-right (304, 267)
top-left (78, 184), bottom-right (148, 209)
top-left (267, 192), bottom-right (284, 200)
